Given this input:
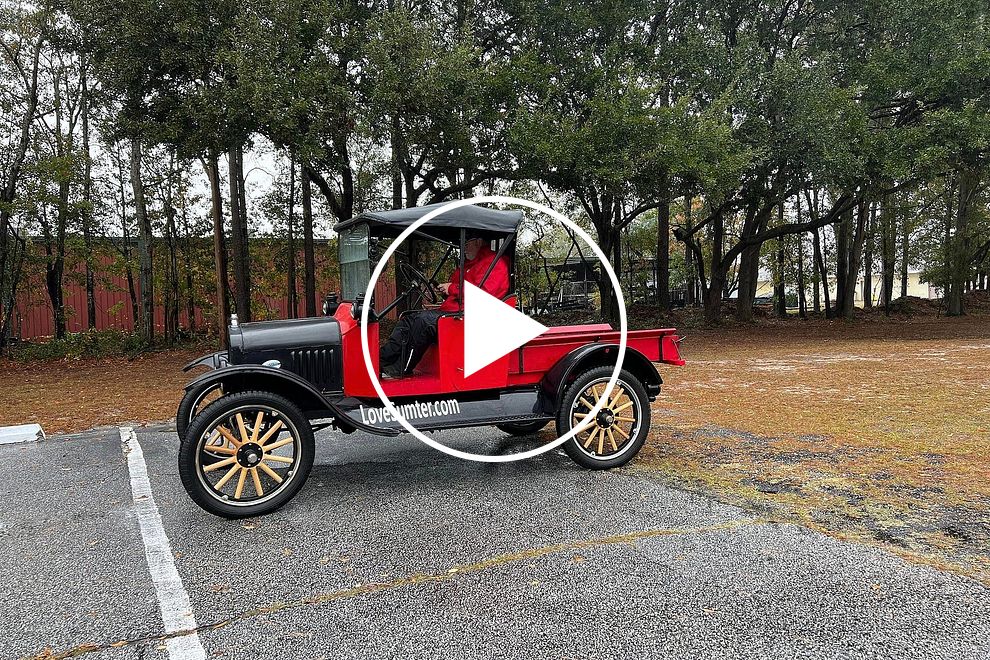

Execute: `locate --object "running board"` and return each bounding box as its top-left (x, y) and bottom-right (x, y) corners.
top-left (331, 388), bottom-right (550, 435)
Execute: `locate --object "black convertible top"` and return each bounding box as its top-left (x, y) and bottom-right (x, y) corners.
top-left (334, 203), bottom-right (522, 239)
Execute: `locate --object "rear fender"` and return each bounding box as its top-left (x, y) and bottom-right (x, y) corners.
top-left (182, 365), bottom-right (396, 436)
top-left (538, 344), bottom-right (662, 414)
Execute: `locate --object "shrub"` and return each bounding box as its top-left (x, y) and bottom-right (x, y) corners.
top-left (9, 329), bottom-right (151, 361)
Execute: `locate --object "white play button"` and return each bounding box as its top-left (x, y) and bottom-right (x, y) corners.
top-left (464, 282), bottom-right (547, 377)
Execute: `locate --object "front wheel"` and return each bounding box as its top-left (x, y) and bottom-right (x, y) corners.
top-left (176, 383), bottom-right (225, 441)
top-left (555, 366), bottom-right (651, 470)
top-left (178, 390), bottom-right (315, 518)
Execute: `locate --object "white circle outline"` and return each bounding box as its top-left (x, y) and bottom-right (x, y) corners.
top-left (359, 195), bottom-right (627, 463)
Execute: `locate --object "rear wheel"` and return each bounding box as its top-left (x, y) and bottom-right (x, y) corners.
top-left (496, 420), bottom-right (549, 436)
top-left (178, 390), bottom-right (314, 518)
top-left (555, 366), bottom-right (650, 470)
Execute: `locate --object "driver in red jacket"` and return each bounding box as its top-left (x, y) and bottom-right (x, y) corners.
top-left (380, 233), bottom-right (509, 377)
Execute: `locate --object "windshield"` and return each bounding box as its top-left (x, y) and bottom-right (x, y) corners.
top-left (339, 224), bottom-right (370, 301)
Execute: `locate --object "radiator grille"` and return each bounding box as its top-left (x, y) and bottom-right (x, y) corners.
top-left (291, 349), bottom-right (335, 389)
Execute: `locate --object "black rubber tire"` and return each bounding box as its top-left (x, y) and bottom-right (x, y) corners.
top-left (175, 383), bottom-right (226, 442)
top-left (495, 420), bottom-right (549, 436)
top-left (178, 390), bottom-right (315, 518)
top-left (555, 365), bottom-right (651, 470)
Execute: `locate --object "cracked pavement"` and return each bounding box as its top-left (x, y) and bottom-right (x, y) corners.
top-left (3, 425), bottom-right (989, 659)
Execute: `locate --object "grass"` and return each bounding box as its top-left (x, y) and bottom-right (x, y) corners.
top-left (636, 314), bottom-right (990, 584)
top-left (0, 346), bottom-right (204, 434)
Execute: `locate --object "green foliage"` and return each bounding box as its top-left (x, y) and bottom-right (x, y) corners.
top-left (9, 328), bottom-right (149, 360)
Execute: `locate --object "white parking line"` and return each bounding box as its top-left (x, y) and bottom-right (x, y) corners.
top-left (120, 427), bottom-right (207, 660)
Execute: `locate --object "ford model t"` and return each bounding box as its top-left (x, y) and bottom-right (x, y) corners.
top-left (177, 204), bottom-right (684, 517)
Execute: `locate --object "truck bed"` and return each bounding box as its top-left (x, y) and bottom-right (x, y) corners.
top-left (509, 323), bottom-right (683, 381)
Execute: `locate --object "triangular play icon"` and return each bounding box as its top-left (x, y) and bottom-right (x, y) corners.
top-left (464, 282), bottom-right (547, 377)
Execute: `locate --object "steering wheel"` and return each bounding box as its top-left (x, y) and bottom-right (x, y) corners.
top-left (397, 261), bottom-right (442, 307)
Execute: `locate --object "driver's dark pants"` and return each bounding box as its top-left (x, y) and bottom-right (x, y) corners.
top-left (379, 310), bottom-right (443, 373)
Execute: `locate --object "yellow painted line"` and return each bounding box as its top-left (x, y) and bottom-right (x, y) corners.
top-left (30, 517), bottom-right (758, 659)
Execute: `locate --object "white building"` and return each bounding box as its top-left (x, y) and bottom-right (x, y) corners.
top-left (754, 270), bottom-right (938, 307)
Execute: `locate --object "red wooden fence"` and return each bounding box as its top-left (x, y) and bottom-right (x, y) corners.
top-left (8, 247), bottom-right (396, 341)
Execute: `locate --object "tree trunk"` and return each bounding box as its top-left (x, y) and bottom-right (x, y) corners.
top-left (704, 267), bottom-right (725, 324)
top-left (164, 170), bottom-right (180, 343)
top-left (656, 179), bottom-right (670, 310)
top-left (880, 191), bottom-right (896, 313)
top-left (703, 212), bottom-right (725, 324)
top-left (797, 234), bottom-right (807, 318)
top-left (735, 200), bottom-right (768, 323)
top-left (834, 205), bottom-right (850, 315)
top-left (391, 115), bottom-right (403, 210)
top-left (204, 153), bottom-right (229, 347)
top-left (900, 210), bottom-right (910, 299)
top-left (47, 175), bottom-right (69, 339)
top-left (132, 139), bottom-right (154, 344)
top-left (180, 182), bottom-right (196, 332)
top-left (796, 197), bottom-right (807, 318)
top-left (302, 166), bottom-right (317, 317)
top-left (0, 31), bottom-right (43, 348)
top-left (604, 224), bottom-right (621, 322)
top-left (227, 145), bottom-right (252, 322)
top-left (684, 196), bottom-right (696, 307)
top-left (862, 202), bottom-right (874, 309)
top-left (80, 56), bottom-right (96, 329)
top-left (839, 197), bottom-right (868, 318)
top-left (775, 236), bottom-right (786, 318)
top-left (773, 201), bottom-right (787, 318)
top-left (813, 226), bottom-right (830, 317)
top-left (947, 167), bottom-right (980, 315)
top-left (287, 154), bottom-right (298, 319)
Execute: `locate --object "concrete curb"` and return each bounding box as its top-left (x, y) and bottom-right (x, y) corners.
top-left (0, 423), bottom-right (46, 445)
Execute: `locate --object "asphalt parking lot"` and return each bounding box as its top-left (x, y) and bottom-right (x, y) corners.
top-left (3, 425), bottom-right (990, 660)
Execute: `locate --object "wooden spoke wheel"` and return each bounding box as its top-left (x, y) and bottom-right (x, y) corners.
top-left (178, 391), bottom-right (315, 518)
top-left (176, 384), bottom-right (225, 441)
top-left (556, 366), bottom-right (651, 470)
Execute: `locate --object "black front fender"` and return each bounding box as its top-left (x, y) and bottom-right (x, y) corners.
top-left (182, 351), bottom-right (228, 372)
top-left (538, 344), bottom-right (662, 415)
top-left (181, 365), bottom-right (396, 436)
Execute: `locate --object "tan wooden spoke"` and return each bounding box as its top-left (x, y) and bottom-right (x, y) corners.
top-left (205, 444), bottom-right (237, 456)
top-left (262, 436), bottom-right (293, 453)
top-left (258, 462), bottom-right (284, 484)
top-left (216, 425), bottom-right (242, 448)
top-left (235, 413), bottom-right (251, 445)
top-left (263, 455), bottom-right (294, 464)
top-left (249, 411), bottom-right (264, 443)
top-left (607, 428), bottom-right (618, 451)
top-left (571, 413), bottom-right (597, 436)
top-left (612, 400), bottom-right (634, 415)
top-left (257, 420), bottom-right (284, 446)
top-left (607, 387), bottom-right (627, 410)
top-left (612, 424), bottom-right (630, 440)
top-left (597, 429), bottom-right (605, 455)
top-left (250, 467), bottom-right (264, 497)
top-left (583, 427), bottom-right (600, 449)
top-left (578, 396), bottom-right (596, 410)
top-left (234, 467), bottom-right (248, 499)
top-left (615, 416), bottom-right (635, 422)
top-left (203, 456), bottom-right (237, 472)
top-left (215, 464), bottom-right (241, 489)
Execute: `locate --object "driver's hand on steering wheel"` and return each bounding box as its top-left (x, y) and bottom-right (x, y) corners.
top-left (437, 282), bottom-right (452, 295)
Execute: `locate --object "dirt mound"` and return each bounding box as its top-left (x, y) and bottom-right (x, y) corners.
top-left (964, 290), bottom-right (990, 312)
top-left (880, 295), bottom-right (944, 316)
